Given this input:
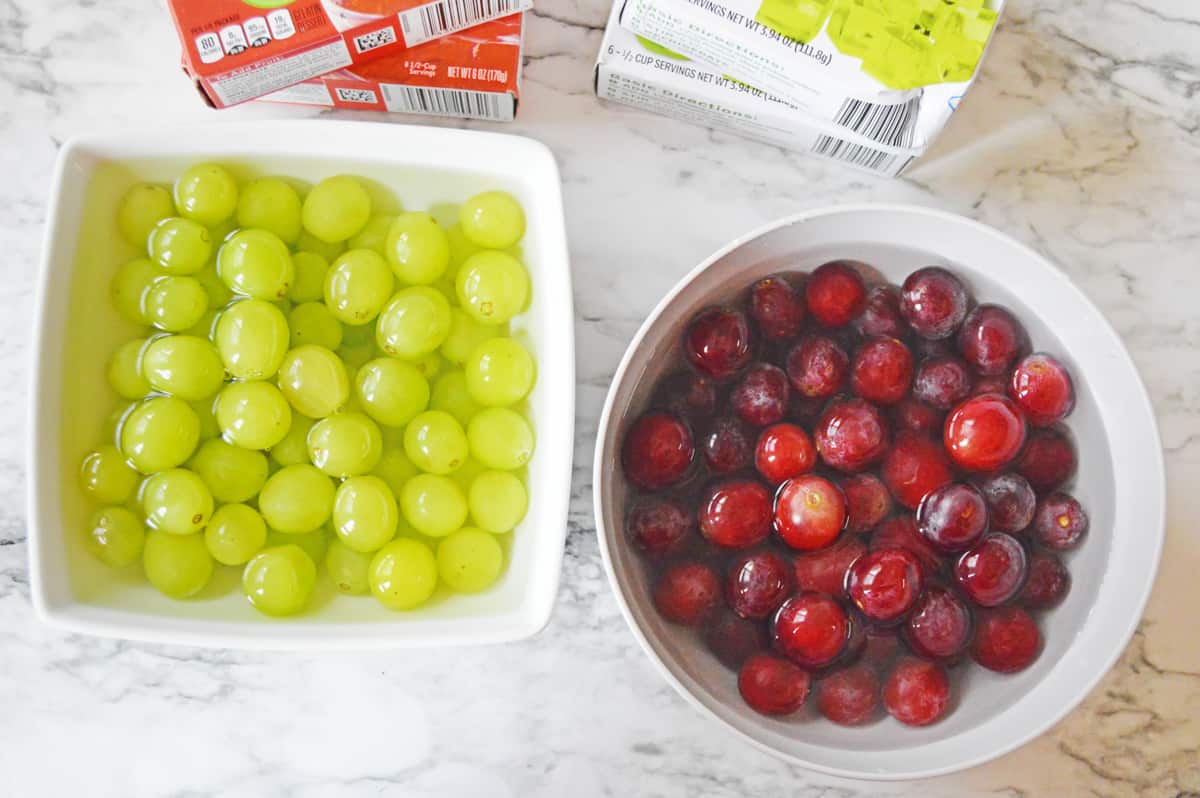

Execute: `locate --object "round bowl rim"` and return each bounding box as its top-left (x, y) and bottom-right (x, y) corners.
top-left (592, 202), bottom-right (1165, 781)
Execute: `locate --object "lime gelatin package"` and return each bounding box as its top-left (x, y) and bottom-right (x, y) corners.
top-left (619, 0), bottom-right (1004, 153)
top-left (595, 1), bottom-right (922, 176)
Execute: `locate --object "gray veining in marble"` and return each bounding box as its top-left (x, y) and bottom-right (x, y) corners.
top-left (1, 0), bottom-right (1198, 795)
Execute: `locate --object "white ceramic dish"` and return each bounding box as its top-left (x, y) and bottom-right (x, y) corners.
top-left (593, 205), bottom-right (1164, 779)
top-left (29, 121), bottom-right (574, 650)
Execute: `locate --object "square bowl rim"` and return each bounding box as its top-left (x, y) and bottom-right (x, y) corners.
top-left (28, 121), bottom-right (575, 650)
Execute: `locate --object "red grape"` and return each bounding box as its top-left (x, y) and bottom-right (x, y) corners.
top-left (884, 657), bottom-right (950, 726)
top-left (623, 412), bottom-right (694, 491)
top-left (685, 307), bottom-right (753, 380)
top-left (806, 261), bottom-right (867, 328)
top-left (738, 652), bottom-right (812, 715)
top-left (698, 478), bottom-right (773, 549)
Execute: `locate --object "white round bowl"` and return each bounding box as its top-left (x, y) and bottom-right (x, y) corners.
top-left (593, 205), bottom-right (1164, 780)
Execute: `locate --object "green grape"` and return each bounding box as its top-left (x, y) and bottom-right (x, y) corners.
top-left (277, 344), bottom-right (349, 418)
top-left (84, 506), bottom-right (145, 567)
top-left (385, 212), bottom-right (450, 285)
top-left (450, 456), bottom-right (487, 492)
top-left (103, 402), bottom-right (135, 446)
top-left (236, 177), bottom-right (302, 244)
top-left (467, 408), bottom-right (535, 470)
top-left (409, 350), bottom-right (444, 381)
top-left (117, 184), bottom-right (174, 249)
top-left (270, 413), bottom-right (315, 466)
top-left (307, 412), bottom-right (383, 477)
top-left (430, 370), bottom-right (482, 426)
top-left (400, 473), bottom-right (467, 537)
top-left (143, 530), bottom-right (213, 599)
top-left (183, 308), bottom-right (219, 340)
top-left (214, 298), bottom-right (289, 380)
top-left (191, 398), bottom-right (220, 441)
top-left (204, 503), bottom-right (268, 565)
top-left (289, 251), bottom-right (329, 303)
top-left (110, 258), bottom-right (160, 323)
top-left (196, 263), bottom-right (234, 307)
top-left (301, 175), bottom-right (371, 243)
top-left (464, 337), bottom-right (535, 407)
top-left (441, 308), bottom-right (501, 364)
top-left (108, 338), bottom-right (151, 399)
top-left (332, 475), bottom-right (398, 553)
top-left (337, 341), bottom-right (375, 373)
top-left (120, 396), bottom-right (200, 473)
top-left (295, 229), bottom-right (346, 262)
top-left (403, 410), bottom-right (468, 474)
top-left (142, 275), bottom-right (208, 332)
top-left (368, 538), bottom-right (438, 610)
top-left (325, 538), bottom-right (373, 594)
top-left (341, 318), bottom-right (376, 348)
top-left (456, 250), bottom-right (529, 326)
top-left (348, 214), bottom-right (396, 254)
top-left (376, 286), bottom-right (452, 359)
top-left (174, 163), bottom-right (239, 227)
top-left (141, 334), bottom-right (225, 400)
top-left (242, 544), bottom-right (316, 616)
top-left (468, 470), bottom-right (528, 533)
top-left (266, 525), bottom-right (330, 565)
top-left (288, 301), bottom-right (344, 350)
top-left (214, 381), bottom-right (292, 450)
top-left (355, 358), bottom-right (429, 427)
top-left (208, 216), bottom-right (238, 246)
top-left (189, 438), bottom-right (269, 503)
top-left (141, 468), bottom-right (214, 535)
top-left (217, 229), bottom-right (295, 300)
top-left (372, 446), bottom-right (419, 497)
top-left (324, 249), bottom-right (393, 325)
top-left (431, 276), bottom-right (459, 305)
top-left (460, 191), bottom-right (525, 250)
top-left (258, 463), bottom-right (334, 533)
top-left (437, 527), bottom-right (503, 593)
top-left (445, 222), bottom-right (482, 269)
top-left (80, 444), bottom-right (139, 504)
top-left (148, 217), bottom-right (213, 275)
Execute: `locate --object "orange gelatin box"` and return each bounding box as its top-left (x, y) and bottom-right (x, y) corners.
top-left (261, 14), bottom-right (523, 121)
top-left (167, 0), bottom-right (531, 108)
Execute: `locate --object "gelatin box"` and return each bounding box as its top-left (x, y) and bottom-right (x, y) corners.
top-left (619, 0), bottom-right (1005, 151)
top-left (261, 14), bottom-right (523, 121)
top-left (595, 2), bottom-right (920, 176)
top-left (166, 0), bottom-right (532, 108)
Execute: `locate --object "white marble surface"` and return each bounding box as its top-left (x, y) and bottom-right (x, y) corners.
top-left (2, 0), bottom-right (1199, 795)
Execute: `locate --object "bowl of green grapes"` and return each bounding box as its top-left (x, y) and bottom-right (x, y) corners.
top-left (29, 121), bottom-right (574, 649)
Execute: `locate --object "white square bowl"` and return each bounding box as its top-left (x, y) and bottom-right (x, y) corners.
top-left (593, 205), bottom-right (1165, 778)
top-left (29, 121), bottom-right (574, 650)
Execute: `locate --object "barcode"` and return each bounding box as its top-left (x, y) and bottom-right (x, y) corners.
top-left (335, 87), bottom-right (379, 104)
top-left (812, 135), bottom-right (913, 174)
top-left (833, 96), bottom-right (920, 148)
top-left (352, 25), bottom-right (398, 54)
top-left (379, 84), bottom-right (514, 121)
top-left (398, 0), bottom-right (521, 45)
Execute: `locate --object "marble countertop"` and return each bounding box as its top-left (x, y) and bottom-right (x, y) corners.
top-left (2, 0), bottom-right (1198, 794)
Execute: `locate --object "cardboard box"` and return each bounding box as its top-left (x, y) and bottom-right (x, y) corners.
top-left (261, 13), bottom-right (523, 120)
top-left (595, 2), bottom-right (920, 176)
top-left (619, 0), bottom-right (1004, 150)
top-left (167, 0), bottom-right (532, 108)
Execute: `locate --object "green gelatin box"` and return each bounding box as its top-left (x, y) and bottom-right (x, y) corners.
top-left (619, 0), bottom-right (1005, 151)
top-left (595, 1), bottom-right (922, 177)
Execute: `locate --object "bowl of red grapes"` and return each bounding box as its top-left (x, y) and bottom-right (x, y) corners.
top-left (594, 206), bottom-right (1164, 778)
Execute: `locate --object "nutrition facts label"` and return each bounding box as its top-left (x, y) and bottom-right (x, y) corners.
top-left (209, 39), bottom-right (353, 106)
top-left (194, 8), bottom-right (297, 65)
